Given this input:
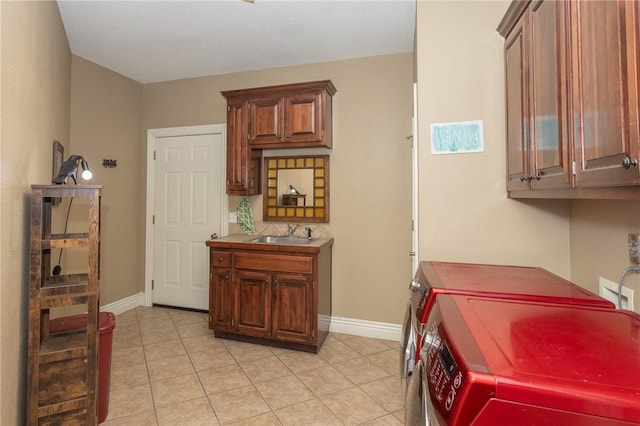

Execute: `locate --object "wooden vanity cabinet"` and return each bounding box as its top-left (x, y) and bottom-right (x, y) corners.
top-left (207, 239), bottom-right (332, 353)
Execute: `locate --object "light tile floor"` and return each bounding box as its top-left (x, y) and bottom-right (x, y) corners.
top-left (103, 306), bottom-right (404, 425)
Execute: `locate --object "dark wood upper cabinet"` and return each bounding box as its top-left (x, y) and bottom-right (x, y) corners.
top-left (499, 0), bottom-right (640, 199)
top-left (225, 80), bottom-right (335, 150)
top-left (222, 80), bottom-right (336, 195)
top-left (247, 81), bottom-right (336, 149)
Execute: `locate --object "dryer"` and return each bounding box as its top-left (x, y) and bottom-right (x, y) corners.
top-left (406, 295), bottom-right (640, 425)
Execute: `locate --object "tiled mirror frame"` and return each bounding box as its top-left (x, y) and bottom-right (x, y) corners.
top-left (263, 155), bottom-right (330, 223)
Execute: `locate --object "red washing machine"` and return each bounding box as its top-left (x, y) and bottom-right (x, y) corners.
top-left (405, 294), bottom-right (640, 425)
top-left (401, 262), bottom-right (614, 398)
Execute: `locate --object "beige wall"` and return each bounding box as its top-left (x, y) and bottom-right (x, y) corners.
top-left (570, 200), bottom-right (640, 310)
top-left (142, 54), bottom-right (415, 324)
top-left (69, 56), bottom-right (144, 303)
top-left (0, 1), bottom-right (71, 423)
top-left (415, 1), bottom-right (572, 276)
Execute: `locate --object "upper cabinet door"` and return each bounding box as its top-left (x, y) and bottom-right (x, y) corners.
top-left (529, 0), bottom-right (572, 190)
top-left (284, 91), bottom-right (324, 146)
top-left (224, 98), bottom-right (262, 195)
top-left (504, 16), bottom-right (530, 192)
top-left (572, 0), bottom-right (640, 187)
top-left (249, 95), bottom-right (284, 146)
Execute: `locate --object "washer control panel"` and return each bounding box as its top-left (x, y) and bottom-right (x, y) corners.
top-left (422, 312), bottom-right (466, 422)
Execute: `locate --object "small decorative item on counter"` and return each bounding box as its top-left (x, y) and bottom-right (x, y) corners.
top-left (237, 196), bottom-right (256, 235)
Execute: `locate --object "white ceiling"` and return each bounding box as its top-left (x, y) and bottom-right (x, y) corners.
top-left (57, 0), bottom-right (416, 84)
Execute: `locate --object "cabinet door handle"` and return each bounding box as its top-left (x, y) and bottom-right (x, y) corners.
top-left (520, 175), bottom-right (540, 182)
top-left (218, 257), bottom-right (223, 262)
top-left (622, 155), bottom-right (638, 169)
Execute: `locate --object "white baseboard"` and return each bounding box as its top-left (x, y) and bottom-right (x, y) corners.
top-left (329, 316), bottom-right (401, 342)
top-left (100, 292), bottom-right (145, 316)
top-left (103, 293), bottom-right (402, 342)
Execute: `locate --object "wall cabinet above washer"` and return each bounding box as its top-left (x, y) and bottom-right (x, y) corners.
top-left (498, 0), bottom-right (640, 199)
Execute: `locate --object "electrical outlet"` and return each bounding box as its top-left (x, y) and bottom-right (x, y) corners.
top-left (228, 212), bottom-right (238, 223)
top-left (599, 277), bottom-right (634, 311)
top-left (629, 233), bottom-right (640, 264)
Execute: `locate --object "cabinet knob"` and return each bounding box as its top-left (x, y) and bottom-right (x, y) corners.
top-left (622, 155), bottom-right (638, 169)
top-left (218, 257), bottom-right (223, 262)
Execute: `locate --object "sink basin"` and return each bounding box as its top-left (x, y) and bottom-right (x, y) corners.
top-left (249, 235), bottom-right (313, 245)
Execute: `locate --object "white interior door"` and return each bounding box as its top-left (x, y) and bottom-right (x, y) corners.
top-left (151, 131), bottom-right (224, 310)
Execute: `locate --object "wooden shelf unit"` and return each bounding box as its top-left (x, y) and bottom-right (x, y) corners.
top-left (27, 185), bottom-right (102, 425)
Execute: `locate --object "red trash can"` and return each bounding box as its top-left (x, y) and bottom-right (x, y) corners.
top-left (49, 311), bottom-right (116, 423)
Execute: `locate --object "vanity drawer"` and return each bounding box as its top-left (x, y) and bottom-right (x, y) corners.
top-left (211, 251), bottom-right (231, 267)
top-left (234, 251), bottom-right (313, 274)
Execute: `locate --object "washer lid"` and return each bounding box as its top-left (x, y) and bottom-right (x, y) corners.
top-left (421, 261), bottom-right (613, 307)
top-left (453, 295), bottom-right (640, 423)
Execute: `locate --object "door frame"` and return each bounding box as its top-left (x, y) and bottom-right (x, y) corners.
top-left (412, 82), bottom-right (419, 274)
top-left (144, 124), bottom-right (228, 307)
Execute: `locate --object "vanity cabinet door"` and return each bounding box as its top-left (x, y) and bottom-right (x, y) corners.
top-left (209, 268), bottom-right (233, 331)
top-left (272, 273), bottom-right (314, 344)
top-left (234, 270), bottom-right (272, 337)
top-left (249, 95), bottom-right (284, 146)
top-left (571, 0), bottom-right (640, 187)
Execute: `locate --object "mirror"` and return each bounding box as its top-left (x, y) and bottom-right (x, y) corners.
top-left (264, 155), bottom-right (329, 223)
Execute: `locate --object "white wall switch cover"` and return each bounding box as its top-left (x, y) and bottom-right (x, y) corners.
top-left (228, 211), bottom-right (238, 223)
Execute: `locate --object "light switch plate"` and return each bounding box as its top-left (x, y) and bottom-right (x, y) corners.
top-left (228, 212), bottom-right (238, 223)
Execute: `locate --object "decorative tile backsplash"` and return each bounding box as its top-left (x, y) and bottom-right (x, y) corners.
top-left (227, 218), bottom-right (333, 239)
top-left (254, 222), bottom-right (333, 239)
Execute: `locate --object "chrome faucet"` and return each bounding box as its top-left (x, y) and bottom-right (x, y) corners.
top-left (286, 223), bottom-right (300, 237)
